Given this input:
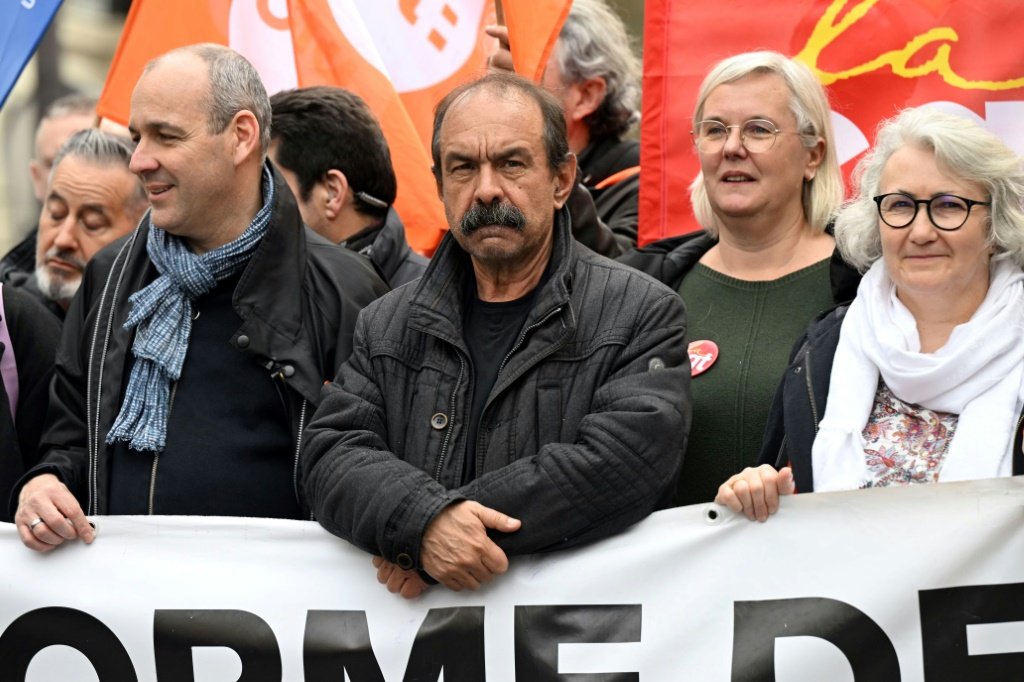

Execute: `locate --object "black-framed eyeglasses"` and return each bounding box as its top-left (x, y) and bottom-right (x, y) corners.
top-left (691, 119), bottom-right (789, 154)
top-left (873, 193), bottom-right (990, 231)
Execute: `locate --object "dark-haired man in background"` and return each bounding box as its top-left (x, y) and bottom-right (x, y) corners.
top-left (270, 86), bottom-right (427, 287)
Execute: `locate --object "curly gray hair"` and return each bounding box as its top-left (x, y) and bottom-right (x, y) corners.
top-left (835, 106), bottom-right (1024, 271)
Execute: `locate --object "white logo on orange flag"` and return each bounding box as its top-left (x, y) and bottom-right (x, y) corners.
top-left (98, 0), bottom-right (566, 253)
top-left (228, 1), bottom-right (299, 94)
top-left (339, 0), bottom-right (487, 91)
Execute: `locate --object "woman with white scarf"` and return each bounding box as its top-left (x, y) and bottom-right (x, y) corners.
top-left (716, 107), bottom-right (1024, 521)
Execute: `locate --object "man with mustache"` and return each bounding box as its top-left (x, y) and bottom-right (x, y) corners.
top-left (302, 72), bottom-right (691, 598)
top-left (30, 129), bottom-right (147, 317)
top-left (13, 44), bottom-right (387, 551)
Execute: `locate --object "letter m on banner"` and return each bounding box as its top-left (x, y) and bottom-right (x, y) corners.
top-left (97, 0), bottom-right (568, 255)
top-left (639, 0), bottom-right (1024, 245)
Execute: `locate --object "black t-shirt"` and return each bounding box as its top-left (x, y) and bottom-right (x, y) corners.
top-left (108, 271), bottom-right (300, 518)
top-left (461, 278), bottom-right (538, 485)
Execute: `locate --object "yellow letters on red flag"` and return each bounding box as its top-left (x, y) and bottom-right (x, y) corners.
top-left (640, 0), bottom-right (1024, 245)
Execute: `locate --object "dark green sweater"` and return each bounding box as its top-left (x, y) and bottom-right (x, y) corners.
top-left (674, 260), bottom-right (834, 506)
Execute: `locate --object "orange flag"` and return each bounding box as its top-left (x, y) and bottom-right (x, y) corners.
top-left (501, 0), bottom-right (571, 82)
top-left (97, 0), bottom-right (568, 254)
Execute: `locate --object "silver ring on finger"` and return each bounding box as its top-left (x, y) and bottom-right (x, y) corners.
top-left (29, 517), bottom-right (44, 530)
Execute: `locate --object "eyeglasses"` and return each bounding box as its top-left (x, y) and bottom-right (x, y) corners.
top-left (872, 193), bottom-right (991, 231)
top-left (691, 119), bottom-right (790, 154)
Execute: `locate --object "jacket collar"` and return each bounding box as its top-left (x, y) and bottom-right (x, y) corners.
top-left (578, 135), bottom-right (639, 187)
top-left (229, 162), bottom-right (323, 402)
top-left (343, 207), bottom-right (411, 281)
top-left (409, 206), bottom-right (576, 347)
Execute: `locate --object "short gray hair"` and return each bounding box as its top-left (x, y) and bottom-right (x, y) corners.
top-left (552, 0), bottom-right (641, 139)
top-left (41, 93), bottom-right (97, 124)
top-left (51, 128), bottom-right (147, 209)
top-left (689, 51), bottom-right (843, 237)
top-left (148, 44), bottom-right (271, 156)
top-left (835, 106), bottom-right (1024, 271)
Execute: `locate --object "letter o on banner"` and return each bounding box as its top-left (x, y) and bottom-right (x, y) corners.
top-left (0, 607), bottom-right (138, 680)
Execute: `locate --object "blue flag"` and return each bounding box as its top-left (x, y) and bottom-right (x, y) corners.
top-left (0, 0), bottom-right (64, 110)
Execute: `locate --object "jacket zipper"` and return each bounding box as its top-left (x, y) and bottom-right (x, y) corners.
top-left (474, 306), bottom-right (565, 473)
top-left (87, 232), bottom-right (139, 515)
top-left (292, 399), bottom-right (308, 514)
top-left (433, 354), bottom-right (465, 481)
top-left (496, 306), bottom-right (564, 378)
top-left (147, 381), bottom-right (178, 515)
top-left (803, 350), bottom-right (819, 434)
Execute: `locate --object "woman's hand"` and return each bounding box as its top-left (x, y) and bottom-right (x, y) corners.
top-left (715, 465), bottom-right (795, 522)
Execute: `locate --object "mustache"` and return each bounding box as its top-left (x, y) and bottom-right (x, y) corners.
top-left (460, 201), bottom-right (526, 236)
top-left (42, 246), bottom-right (87, 272)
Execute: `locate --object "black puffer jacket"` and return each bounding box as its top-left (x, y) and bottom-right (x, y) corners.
top-left (756, 305), bottom-right (1024, 491)
top-left (302, 208), bottom-right (691, 571)
top-left (579, 135), bottom-right (640, 249)
top-left (15, 167), bottom-right (388, 516)
top-left (343, 207), bottom-right (428, 289)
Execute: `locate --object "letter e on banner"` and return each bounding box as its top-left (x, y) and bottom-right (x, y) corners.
top-left (919, 582), bottom-right (1024, 681)
top-left (514, 604), bottom-right (642, 679)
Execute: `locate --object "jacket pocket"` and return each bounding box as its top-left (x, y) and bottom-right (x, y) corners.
top-left (535, 381), bottom-right (564, 452)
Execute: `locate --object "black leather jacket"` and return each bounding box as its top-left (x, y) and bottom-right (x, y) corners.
top-left (16, 167), bottom-right (388, 516)
top-left (302, 208), bottom-right (691, 570)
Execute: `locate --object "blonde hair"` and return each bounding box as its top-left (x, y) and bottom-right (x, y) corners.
top-left (689, 51), bottom-right (842, 237)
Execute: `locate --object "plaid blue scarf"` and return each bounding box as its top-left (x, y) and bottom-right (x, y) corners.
top-left (107, 166), bottom-right (275, 452)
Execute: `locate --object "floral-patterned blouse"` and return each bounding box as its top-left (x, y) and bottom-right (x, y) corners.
top-left (859, 381), bottom-right (958, 488)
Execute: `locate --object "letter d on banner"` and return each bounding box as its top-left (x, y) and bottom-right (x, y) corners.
top-left (731, 597), bottom-right (900, 681)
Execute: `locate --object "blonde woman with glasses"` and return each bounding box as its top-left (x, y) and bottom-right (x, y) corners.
top-left (621, 51), bottom-right (855, 506)
top-left (717, 107), bottom-right (1024, 521)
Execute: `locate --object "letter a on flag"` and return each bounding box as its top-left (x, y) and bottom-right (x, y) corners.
top-left (98, 0), bottom-right (568, 255)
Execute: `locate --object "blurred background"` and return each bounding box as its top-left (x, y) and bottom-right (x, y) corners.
top-left (0, 0), bottom-right (643, 254)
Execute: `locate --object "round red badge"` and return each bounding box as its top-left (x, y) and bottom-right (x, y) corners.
top-left (688, 340), bottom-right (719, 377)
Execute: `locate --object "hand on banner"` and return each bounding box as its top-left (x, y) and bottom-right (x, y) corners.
top-left (421, 500), bottom-right (521, 591)
top-left (484, 24), bottom-right (514, 72)
top-left (715, 465), bottom-right (796, 523)
top-left (15, 474), bottom-right (95, 552)
top-left (372, 556), bottom-right (430, 599)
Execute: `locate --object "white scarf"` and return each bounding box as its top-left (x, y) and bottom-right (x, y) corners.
top-left (812, 257), bottom-right (1024, 491)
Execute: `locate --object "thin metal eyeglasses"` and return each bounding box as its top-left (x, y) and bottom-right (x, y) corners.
top-left (691, 119), bottom-right (794, 154)
top-left (872, 193), bottom-right (991, 231)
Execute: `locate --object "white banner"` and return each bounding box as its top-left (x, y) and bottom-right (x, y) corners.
top-left (2, 478), bottom-right (1023, 681)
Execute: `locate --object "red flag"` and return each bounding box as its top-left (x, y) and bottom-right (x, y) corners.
top-left (640, 0), bottom-right (1024, 246)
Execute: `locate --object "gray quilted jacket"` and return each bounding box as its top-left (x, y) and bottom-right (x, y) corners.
top-left (301, 208), bottom-right (691, 570)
